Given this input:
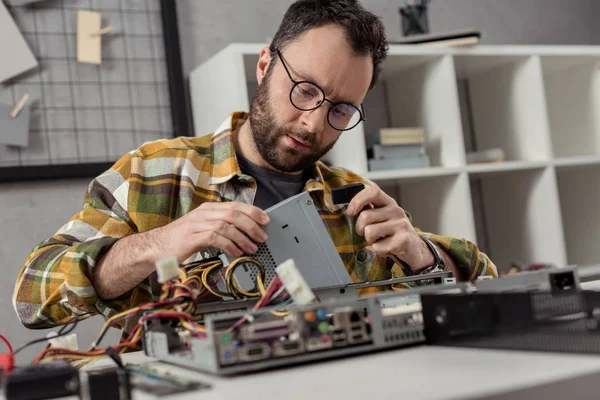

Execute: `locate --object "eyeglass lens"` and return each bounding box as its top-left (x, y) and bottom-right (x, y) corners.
top-left (291, 82), bottom-right (361, 131)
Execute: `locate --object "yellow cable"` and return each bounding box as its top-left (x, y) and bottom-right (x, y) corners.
top-left (257, 275), bottom-right (266, 297)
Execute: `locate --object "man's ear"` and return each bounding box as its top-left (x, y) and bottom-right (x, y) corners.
top-left (256, 46), bottom-right (272, 85)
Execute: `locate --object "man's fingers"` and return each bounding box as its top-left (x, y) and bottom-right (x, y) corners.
top-left (355, 208), bottom-right (389, 236)
top-left (199, 208), bottom-right (268, 244)
top-left (203, 220), bottom-right (259, 255)
top-left (347, 186), bottom-right (390, 216)
top-left (363, 220), bottom-right (404, 247)
top-left (200, 201), bottom-right (270, 225)
top-left (194, 230), bottom-right (244, 257)
top-left (371, 235), bottom-right (398, 257)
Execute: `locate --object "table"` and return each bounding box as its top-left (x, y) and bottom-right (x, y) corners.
top-left (82, 346), bottom-right (600, 400)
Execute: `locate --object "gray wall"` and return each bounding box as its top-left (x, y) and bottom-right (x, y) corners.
top-left (1, 0), bottom-right (597, 364)
top-left (593, 1), bottom-right (600, 42)
top-left (177, 0), bottom-right (598, 76)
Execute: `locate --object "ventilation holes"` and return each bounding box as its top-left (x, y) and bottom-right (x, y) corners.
top-left (242, 242), bottom-right (277, 284)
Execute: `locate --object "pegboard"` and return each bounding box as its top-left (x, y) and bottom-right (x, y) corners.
top-left (0, 0), bottom-right (187, 181)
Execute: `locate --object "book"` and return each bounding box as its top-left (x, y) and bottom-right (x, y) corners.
top-left (420, 36), bottom-right (480, 47)
top-left (379, 127), bottom-right (424, 145)
top-left (466, 148), bottom-right (505, 164)
top-left (373, 144), bottom-right (425, 160)
top-left (368, 155), bottom-right (430, 171)
top-left (391, 29), bottom-right (481, 46)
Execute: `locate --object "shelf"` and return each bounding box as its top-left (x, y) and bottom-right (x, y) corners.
top-left (577, 265), bottom-right (600, 283)
top-left (189, 44), bottom-right (600, 274)
top-left (368, 161), bottom-right (551, 183)
top-left (455, 54), bottom-right (553, 163)
top-left (466, 161), bottom-right (548, 176)
top-left (366, 166), bottom-right (461, 182)
top-left (384, 54), bottom-right (465, 168)
top-left (469, 167), bottom-right (566, 270)
top-left (553, 156), bottom-right (600, 169)
top-left (542, 55), bottom-right (600, 158)
top-left (390, 173), bottom-right (476, 240)
top-left (556, 165), bottom-right (600, 266)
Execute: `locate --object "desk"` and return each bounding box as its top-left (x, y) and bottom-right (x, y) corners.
top-left (82, 346), bottom-right (600, 400)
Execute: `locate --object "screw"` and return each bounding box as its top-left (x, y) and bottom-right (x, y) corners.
top-left (435, 306), bottom-right (448, 325)
top-left (306, 200), bottom-right (313, 205)
top-left (65, 378), bottom-right (79, 392)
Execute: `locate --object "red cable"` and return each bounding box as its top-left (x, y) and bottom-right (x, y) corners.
top-left (0, 334), bottom-right (14, 373)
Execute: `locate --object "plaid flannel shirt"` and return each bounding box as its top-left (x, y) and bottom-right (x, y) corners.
top-left (14, 112), bottom-right (497, 331)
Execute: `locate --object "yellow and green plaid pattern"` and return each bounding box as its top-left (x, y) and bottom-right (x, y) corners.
top-left (13, 112), bottom-right (497, 331)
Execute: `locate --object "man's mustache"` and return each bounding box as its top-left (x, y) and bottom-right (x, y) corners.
top-left (281, 130), bottom-right (317, 148)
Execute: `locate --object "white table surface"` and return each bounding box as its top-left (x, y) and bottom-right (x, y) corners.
top-left (81, 346), bottom-right (600, 400)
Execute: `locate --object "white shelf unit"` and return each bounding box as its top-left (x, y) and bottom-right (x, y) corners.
top-left (555, 164), bottom-right (600, 267)
top-left (189, 44), bottom-right (600, 272)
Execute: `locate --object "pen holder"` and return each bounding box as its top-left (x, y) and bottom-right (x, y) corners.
top-left (400, 5), bottom-right (429, 36)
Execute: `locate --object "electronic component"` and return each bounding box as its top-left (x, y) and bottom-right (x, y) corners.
top-left (126, 365), bottom-right (211, 396)
top-left (87, 368), bottom-right (131, 400)
top-left (331, 183), bottom-right (365, 205)
top-left (421, 288), bottom-right (600, 354)
top-left (47, 333), bottom-right (78, 350)
top-left (156, 255), bottom-right (181, 283)
top-left (2, 361), bottom-right (79, 400)
top-left (220, 191), bottom-right (457, 303)
top-left (475, 267), bottom-right (580, 293)
top-left (143, 282), bottom-right (467, 375)
top-left (222, 191), bottom-right (354, 301)
top-left (276, 259), bottom-right (316, 305)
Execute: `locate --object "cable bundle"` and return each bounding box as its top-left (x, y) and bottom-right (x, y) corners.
top-left (30, 257), bottom-right (291, 367)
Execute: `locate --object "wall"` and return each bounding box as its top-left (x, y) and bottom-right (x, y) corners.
top-left (1, 0), bottom-right (596, 363)
top-left (177, 0), bottom-right (597, 77)
top-left (0, 179), bottom-right (120, 364)
top-left (593, 1), bottom-right (600, 43)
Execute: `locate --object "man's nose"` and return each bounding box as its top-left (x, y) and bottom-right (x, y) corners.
top-left (300, 105), bottom-right (328, 135)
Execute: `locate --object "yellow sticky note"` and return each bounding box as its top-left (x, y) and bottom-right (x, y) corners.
top-left (77, 10), bottom-right (101, 64)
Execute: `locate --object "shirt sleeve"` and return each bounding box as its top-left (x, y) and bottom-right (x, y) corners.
top-left (13, 153), bottom-right (138, 329)
top-left (390, 230), bottom-right (498, 289)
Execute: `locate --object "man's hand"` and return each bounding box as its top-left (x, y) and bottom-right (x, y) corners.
top-left (157, 201), bottom-right (269, 262)
top-left (94, 201), bottom-right (269, 300)
top-left (346, 185), bottom-right (434, 273)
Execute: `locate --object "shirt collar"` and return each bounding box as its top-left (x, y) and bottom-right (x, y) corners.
top-left (208, 112), bottom-right (326, 192)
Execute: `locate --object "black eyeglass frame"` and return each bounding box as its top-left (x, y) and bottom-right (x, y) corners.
top-left (275, 49), bottom-right (366, 132)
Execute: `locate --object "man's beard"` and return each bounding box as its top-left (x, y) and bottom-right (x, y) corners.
top-left (248, 68), bottom-right (338, 173)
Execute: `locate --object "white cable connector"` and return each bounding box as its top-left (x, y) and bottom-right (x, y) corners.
top-left (46, 332), bottom-right (79, 350)
top-left (275, 259), bottom-right (316, 305)
top-left (155, 255), bottom-right (180, 283)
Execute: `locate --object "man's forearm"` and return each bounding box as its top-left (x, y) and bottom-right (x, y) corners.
top-left (92, 230), bottom-right (165, 300)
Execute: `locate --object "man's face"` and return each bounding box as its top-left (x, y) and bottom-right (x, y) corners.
top-left (248, 24), bottom-right (373, 173)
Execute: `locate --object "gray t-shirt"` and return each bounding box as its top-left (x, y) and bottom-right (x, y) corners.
top-left (236, 153), bottom-right (307, 210)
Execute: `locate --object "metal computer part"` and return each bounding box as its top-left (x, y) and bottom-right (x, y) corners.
top-left (223, 191), bottom-right (353, 293)
top-left (476, 268), bottom-right (580, 294)
top-left (143, 283), bottom-right (470, 375)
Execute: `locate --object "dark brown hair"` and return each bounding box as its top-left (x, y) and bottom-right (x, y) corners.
top-left (269, 0), bottom-right (388, 90)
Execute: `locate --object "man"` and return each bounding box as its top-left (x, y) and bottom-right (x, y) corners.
top-left (14, 0), bottom-right (497, 330)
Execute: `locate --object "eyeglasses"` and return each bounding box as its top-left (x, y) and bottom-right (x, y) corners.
top-left (276, 49), bottom-right (366, 132)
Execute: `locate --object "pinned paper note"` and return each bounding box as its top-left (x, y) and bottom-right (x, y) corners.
top-left (0, 2), bottom-right (38, 83)
top-left (0, 103), bottom-right (31, 147)
top-left (77, 10), bottom-right (103, 64)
